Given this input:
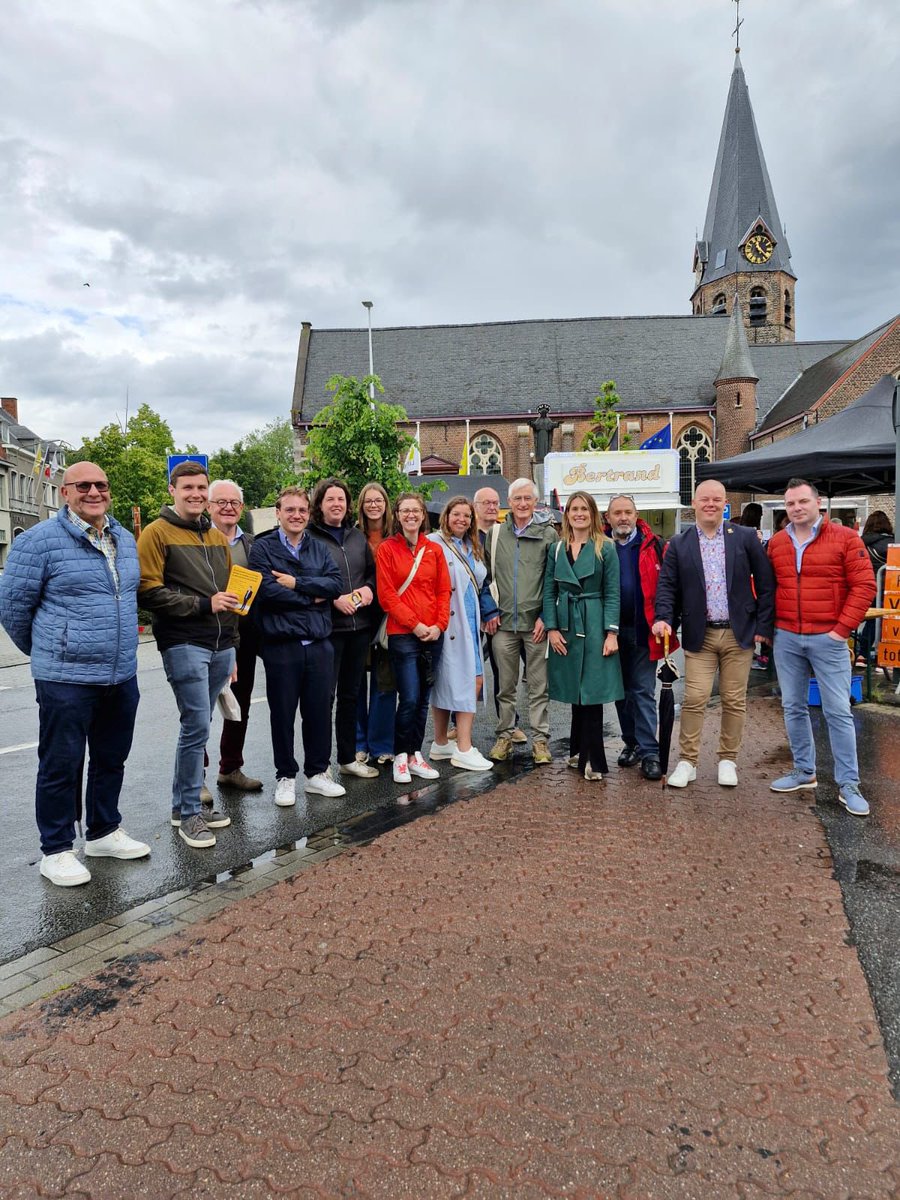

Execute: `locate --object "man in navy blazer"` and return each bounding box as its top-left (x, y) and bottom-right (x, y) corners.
top-left (652, 479), bottom-right (775, 789)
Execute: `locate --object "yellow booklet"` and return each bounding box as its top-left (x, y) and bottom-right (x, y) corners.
top-left (226, 565), bottom-right (263, 615)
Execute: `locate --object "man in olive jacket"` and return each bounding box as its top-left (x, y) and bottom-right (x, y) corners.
top-left (483, 477), bottom-right (557, 763)
top-left (137, 461), bottom-right (238, 850)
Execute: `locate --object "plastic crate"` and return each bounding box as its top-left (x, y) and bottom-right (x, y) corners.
top-left (808, 676), bottom-right (863, 706)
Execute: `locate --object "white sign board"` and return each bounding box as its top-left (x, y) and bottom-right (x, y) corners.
top-left (543, 450), bottom-right (682, 510)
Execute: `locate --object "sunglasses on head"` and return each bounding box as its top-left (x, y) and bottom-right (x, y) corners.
top-left (67, 481), bottom-right (110, 494)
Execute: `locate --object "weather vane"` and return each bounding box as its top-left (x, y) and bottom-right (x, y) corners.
top-left (732, 0), bottom-right (743, 52)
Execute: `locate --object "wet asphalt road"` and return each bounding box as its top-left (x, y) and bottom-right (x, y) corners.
top-left (2, 643), bottom-right (899, 1093)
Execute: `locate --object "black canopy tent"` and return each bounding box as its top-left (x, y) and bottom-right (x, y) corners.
top-left (696, 374), bottom-right (898, 497)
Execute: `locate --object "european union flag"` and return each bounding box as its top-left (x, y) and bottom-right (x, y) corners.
top-left (640, 424), bottom-right (671, 450)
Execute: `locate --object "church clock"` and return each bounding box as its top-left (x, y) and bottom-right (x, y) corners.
top-left (743, 232), bottom-right (774, 264)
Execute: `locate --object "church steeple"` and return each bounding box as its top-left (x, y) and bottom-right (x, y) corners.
top-left (692, 51), bottom-right (797, 344)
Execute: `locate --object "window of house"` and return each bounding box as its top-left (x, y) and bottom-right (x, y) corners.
top-left (677, 426), bottom-right (713, 505)
top-left (469, 432), bottom-right (503, 475)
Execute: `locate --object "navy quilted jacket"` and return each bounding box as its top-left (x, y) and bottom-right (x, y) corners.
top-left (0, 509), bottom-right (139, 684)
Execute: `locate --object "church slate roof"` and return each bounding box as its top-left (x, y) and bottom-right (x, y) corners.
top-left (296, 315), bottom-right (735, 423)
top-left (755, 318), bottom-right (896, 433)
top-left (715, 303), bottom-right (758, 383)
top-left (697, 52), bottom-right (794, 287)
top-left (751, 339), bottom-right (850, 423)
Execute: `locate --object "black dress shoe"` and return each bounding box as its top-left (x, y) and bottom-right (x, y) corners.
top-left (641, 756), bottom-right (663, 781)
top-left (617, 746), bottom-right (641, 768)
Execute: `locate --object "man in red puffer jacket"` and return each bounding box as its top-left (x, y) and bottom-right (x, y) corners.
top-left (767, 478), bottom-right (875, 816)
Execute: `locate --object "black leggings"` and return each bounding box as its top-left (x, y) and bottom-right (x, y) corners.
top-left (569, 704), bottom-right (608, 775)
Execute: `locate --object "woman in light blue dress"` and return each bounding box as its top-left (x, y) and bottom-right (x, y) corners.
top-left (428, 497), bottom-right (499, 771)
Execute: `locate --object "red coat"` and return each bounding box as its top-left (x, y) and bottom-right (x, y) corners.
top-left (376, 533), bottom-right (451, 635)
top-left (634, 521), bottom-right (680, 661)
top-left (767, 518), bottom-right (875, 638)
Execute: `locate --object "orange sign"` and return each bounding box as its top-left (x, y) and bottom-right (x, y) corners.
top-left (877, 545), bottom-right (900, 667)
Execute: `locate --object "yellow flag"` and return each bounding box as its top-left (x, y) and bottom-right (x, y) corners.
top-left (459, 439), bottom-right (469, 476)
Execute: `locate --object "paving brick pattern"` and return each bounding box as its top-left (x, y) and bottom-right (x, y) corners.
top-left (0, 701), bottom-right (898, 1197)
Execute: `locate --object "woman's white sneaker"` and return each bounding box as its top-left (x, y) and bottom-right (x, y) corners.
top-left (450, 745), bottom-right (494, 772)
top-left (393, 753), bottom-right (411, 784)
top-left (409, 752), bottom-right (439, 779)
top-left (40, 851), bottom-right (91, 887)
top-left (429, 740), bottom-right (456, 760)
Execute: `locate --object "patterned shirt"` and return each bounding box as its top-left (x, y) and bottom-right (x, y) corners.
top-left (64, 506), bottom-right (119, 592)
top-left (696, 523), bottom-right (728, 622)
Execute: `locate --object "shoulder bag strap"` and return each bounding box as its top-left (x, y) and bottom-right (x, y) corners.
top-left (396, 546), bottom-right (426, 596)
top-left (441, 535), bottom-right (480, 593)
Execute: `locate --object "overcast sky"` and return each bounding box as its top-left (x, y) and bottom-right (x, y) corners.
top-left (1, 0), bottom-right (898, 453)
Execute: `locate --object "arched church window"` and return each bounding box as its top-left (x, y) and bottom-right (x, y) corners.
top-left (469, 432), bottom-right (503, 475)
top-left (712, 294), bottom-right (727, 315)
top-left (784, 289), bottom-right (793, 329)
top-left (749, 287), bottom-right (767, 326)
top-left (676, 425), bottom-right (712, 506)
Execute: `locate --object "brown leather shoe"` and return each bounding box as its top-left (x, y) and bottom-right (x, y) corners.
top-left (217, 769), bottom-right (263, 792)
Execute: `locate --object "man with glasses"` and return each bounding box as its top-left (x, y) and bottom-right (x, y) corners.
top-left (473, 486), bottom-right (523, 738)
top-left (483, 478), bottom-right (557, 764)
top-left (138, 461), bottom-right (239, 849)
top-left (207, 479), bottom-right (263, 793)
top-left (0, 462), bottom-right (150, 886)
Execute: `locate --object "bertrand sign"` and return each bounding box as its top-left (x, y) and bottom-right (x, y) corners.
top-left (543, 450), bottom-right (681, 509)
top-left (877, 543), bottom-right (900, 669)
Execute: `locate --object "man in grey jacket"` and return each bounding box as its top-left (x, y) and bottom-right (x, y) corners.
top-left (484, 478), bottom-right (557, 763)
top-left (0, 461), bottom-right (150, 886)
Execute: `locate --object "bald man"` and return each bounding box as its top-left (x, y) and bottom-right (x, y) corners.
top-left (653, 479), bottom-right (775, 789)
top-left (0, 462), bottom-right (149, 887)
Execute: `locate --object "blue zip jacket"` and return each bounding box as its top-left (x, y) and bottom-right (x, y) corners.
top-left (248, 528), bottom-right (343, 643)
top-left (0, 508), bottom-right (139, 684)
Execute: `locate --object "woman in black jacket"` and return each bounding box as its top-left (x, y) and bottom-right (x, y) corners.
top-left (858, 511), bottom-right (894, 662)
top-left (308, 478), bottom-right (380, 779)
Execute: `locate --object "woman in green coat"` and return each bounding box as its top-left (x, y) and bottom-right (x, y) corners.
top-left (544, 491), bottom-right (624, 781)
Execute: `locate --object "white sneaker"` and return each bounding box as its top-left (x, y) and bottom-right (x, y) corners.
top-left (305, 772), bottom-right (347, 798)
top-left (393, 753), bottom-right (411, 784)
top-left (450, 745), bottom-right (494, 772)
top-left (409, 751), bottom-right (439, 779)
top-left (667, 760), bottom-right (697, 789)
top-left (274, 777), bottom-right (296, 807)
top-left (40, 851), bottom-right (91, 887)
top-left (718, 760), bottom-right (738, 787)
top-left (429, 740), bottom-right (456, 760)
top-left (84, 828), bottom-right (150, 859)
top-left (339, 760), bottom-right (379, 779)
top-left (584, 767), bottom-right (603, 781)
top-left (567, 755), bottom-right (579, 769)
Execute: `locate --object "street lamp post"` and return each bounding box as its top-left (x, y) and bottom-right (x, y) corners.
top-left (362, 300), bottom-right (375, 407)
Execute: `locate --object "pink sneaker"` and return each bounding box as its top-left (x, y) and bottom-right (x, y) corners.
top-left (409, 752), bottom-right (439, 780)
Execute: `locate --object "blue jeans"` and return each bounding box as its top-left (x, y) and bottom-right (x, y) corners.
top-left (162, 644), bottom-right (236, 817)
top-left (34, 675), bottom-right (140, 855)
top-left (356, 671), bottom-right (397, 758)
top-left (388, 633), bottom-right (443, 757)
top-left (773, 629), bottom-right (859, 786)
top-left (614, 626), bottom-right (659, 757)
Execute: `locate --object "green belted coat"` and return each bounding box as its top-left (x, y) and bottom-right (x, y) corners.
top-left (542, 538), bottom-right (625, 706)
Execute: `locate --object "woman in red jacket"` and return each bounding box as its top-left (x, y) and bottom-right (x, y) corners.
top-left (377, 493), bottom-right (451, 787)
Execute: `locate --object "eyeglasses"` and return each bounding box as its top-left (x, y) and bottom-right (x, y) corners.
top-left (476, 500), bottom-right (499, 507)
top-left (363, 497), bottom-right (385, 505)
top-left (66, 481), bottom-right (110, 494)
top-left (211, 499), bottom-right (242, 509)
top-left (397, 507), bottom-right (423, 517)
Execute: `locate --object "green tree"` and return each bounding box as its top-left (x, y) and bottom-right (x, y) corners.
top-left (580, 380), bottom-right (631, 451)
top-left (301, 374), bottom-right (420, 500)
top-left (209, 418), bottom-right (297, 508)
top-left (67, 403), bottom-right (180, 531)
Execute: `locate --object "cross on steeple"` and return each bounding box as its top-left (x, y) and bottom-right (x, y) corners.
top-left (732, 0), bottom-right (743, 52)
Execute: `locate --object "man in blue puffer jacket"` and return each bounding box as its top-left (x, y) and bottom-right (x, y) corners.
top-left (0, 461), bottom-right (150, 887)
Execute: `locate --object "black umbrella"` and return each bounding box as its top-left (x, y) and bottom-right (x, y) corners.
top-left (656, 634), bottom-right (680, 785)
